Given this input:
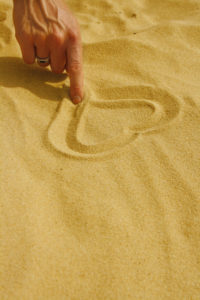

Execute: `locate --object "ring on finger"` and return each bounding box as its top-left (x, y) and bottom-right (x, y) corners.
top-left (36, 56), bottom-right (50, 64)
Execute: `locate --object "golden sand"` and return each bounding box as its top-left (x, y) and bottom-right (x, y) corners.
top-left (1, 0), bottom-right (200, 299)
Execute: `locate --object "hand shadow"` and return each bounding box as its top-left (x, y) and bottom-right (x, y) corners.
top-left (0, 56), bottom-right (70, 101)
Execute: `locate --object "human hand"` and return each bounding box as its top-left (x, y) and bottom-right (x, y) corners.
top-left (13, 0), bottom-right (84, 104)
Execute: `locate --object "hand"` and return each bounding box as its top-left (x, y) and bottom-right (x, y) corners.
top-left (13, 0), bottom-right (84, 104)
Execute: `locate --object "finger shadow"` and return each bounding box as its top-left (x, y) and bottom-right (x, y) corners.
top-left (0, 57), bottom-right (69, 101)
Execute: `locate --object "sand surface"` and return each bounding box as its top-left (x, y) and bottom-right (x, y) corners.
top-left (1, 0), bottom-right (200, 299)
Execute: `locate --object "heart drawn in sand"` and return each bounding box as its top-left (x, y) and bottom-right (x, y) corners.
top-left (47, 84), bottom-right (183, 160)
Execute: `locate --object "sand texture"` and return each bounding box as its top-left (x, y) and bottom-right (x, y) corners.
top-left (1, 0), bottom-right (200, 299)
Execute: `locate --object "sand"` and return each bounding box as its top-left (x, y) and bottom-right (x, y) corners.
top-left (1, 0), bottom-right (200, 299)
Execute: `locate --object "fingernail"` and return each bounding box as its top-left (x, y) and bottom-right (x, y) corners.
top-left (73, 96), bottom-right (82, 104)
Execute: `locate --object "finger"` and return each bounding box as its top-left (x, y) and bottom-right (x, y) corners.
top-left (49, 45), bottom-right (66, 74)
top-left (17, 33), bottom-right (35, 65)
top-left (34, 35), bottom-right (50, 68)
top-left (67, 35), bottom-right (84, 104)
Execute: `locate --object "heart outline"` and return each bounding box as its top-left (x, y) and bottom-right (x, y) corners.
top-left (47, 84), bottom-right (183, 160)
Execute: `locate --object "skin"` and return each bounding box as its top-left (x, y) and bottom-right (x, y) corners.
top-left (12, 0), bottom-right (84, 104)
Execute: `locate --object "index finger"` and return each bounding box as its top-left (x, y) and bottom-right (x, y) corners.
top-left (67, 35), bottom-right (84, 104)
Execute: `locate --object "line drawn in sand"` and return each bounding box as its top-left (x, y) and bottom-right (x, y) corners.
top-left (47, 84), bottom-right (183, 160)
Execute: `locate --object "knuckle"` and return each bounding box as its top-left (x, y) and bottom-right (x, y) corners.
top-left (69, 60), bottom-right (81, 73)
top-left (47, 33), bottom-right (64, 46)
top-left (23, 57), bottom-right (35, 64)
top-left (53, 34), bottom-right (64, 45)
top-left (52, 68), bottom-right (63, 74)
top-left (15, 30), bottom-right (28, 40)
top-left (38, 62), bottom-right (49, 68)
top-left (51, 65), bottom-right (64, 74)
top-left (69, 31), bottom-right (79, 42)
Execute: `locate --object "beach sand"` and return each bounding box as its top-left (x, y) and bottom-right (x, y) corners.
top-left (1, 0), bottom-right (200, 299)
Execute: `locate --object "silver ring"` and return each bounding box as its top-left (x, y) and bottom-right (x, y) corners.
top-left (36, 56), bottom-right (50, 64)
